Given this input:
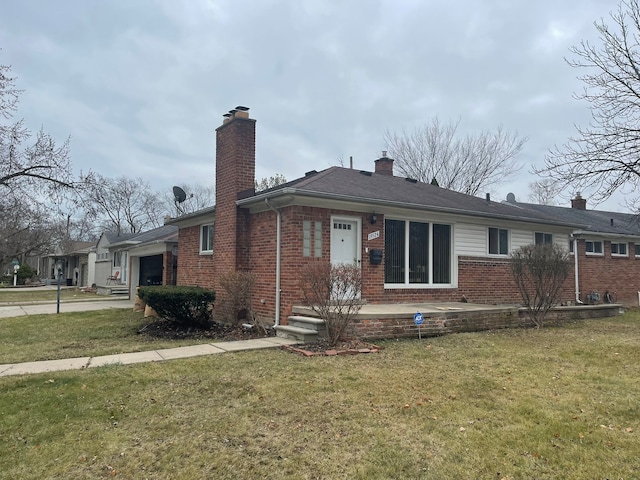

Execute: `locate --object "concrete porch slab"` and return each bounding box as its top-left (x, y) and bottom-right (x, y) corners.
top-left (292, 301), bottom-right (518, 319)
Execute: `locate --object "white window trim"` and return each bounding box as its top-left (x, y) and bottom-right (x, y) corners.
top-left (200, 224), bottom-right (214, 255)
top-left (383, 218), bottom-right (456, 289)
top-left (534, 232), bottom-right (553, 245)
top-left (610, 241), bottom-right (629, 257)
top-left (585, 239), bottom-right (604, 256)
top-left (487, 227), bottom-right (510, 257)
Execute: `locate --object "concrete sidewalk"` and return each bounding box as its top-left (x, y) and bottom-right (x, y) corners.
top-left (0, 295), bottom-right (299, 377)
top-left (0, 337), bottom-right (298, 377)
top-left (0, 299), bottom-right (134, 318)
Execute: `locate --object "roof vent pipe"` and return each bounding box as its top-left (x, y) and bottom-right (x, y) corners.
top-left (486, 193), bottom-right (491, 203)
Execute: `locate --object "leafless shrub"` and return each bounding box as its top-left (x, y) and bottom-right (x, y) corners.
top-left (510, 244), bottom-right (571, 328)
top-left (301, 262), bottom-right (364, 346)
top-left (217, 271), bottom-right (256, 326)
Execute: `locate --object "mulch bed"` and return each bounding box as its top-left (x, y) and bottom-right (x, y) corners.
top-left (138, 319), bottom-right (276, 342)
top-left (283, 339), bottom-right (381, 357)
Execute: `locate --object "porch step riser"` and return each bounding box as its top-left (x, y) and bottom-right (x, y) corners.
top-left (275, 325), bottom-right (318, 343)
top-left (288, 318), bottom-right (326, 335)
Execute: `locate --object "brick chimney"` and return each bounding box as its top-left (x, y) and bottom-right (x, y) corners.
top-left (214, 106), bottom-right (256, 274)
top-left (374, 151), bottom-right (394, 176)
top-left (571, 192), bottom-right (587, 210)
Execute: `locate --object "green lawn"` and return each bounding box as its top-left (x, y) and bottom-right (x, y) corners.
top-left (0, 310), bottom-right (215, 364)
top-left (1, 310), bottom-right (639, 479)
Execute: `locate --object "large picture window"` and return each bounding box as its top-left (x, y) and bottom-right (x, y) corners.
top-left (384, 219), bottom-right (451, 285)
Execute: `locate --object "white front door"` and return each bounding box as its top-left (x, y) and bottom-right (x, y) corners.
top-left (330, 218), bottom-right (360, 266)
top-left (330, 217), bottom-right (361, 299)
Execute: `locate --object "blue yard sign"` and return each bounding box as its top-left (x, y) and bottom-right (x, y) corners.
top-left (414, 311), bottom-right (424, 340)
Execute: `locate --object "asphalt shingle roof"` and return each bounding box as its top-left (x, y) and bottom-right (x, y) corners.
top-left (249, 167), bottom-right (581, 227)
top-left (512, 201), bottom-right (640, 236)
top-left (108, 225), bottom-right (178, 248)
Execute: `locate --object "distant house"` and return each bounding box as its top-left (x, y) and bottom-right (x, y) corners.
top-left (168, 108), bottom-right (637, 337)
top-left (41, 241), bottom-right (96, 287)
top-left (95, 232), bottom-right (136, 289)
top-left (95, 226), bottom-right (178, 297)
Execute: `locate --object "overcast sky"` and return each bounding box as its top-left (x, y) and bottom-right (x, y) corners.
top-left (1, 0), bottom-right (626, 211)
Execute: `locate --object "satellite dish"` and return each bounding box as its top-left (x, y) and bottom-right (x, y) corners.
top-left (173, 186), bottom-right (187, 203)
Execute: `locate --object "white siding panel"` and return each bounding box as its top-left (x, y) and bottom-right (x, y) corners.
top-left (456, 223), bottom-right (487, 256)
top-left (511, 230), bottom-right (533, 251)
top-left (554, 234), bottom-right (571, 250)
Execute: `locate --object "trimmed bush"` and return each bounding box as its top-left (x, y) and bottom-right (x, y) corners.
top-left (137, 285), bottom-right (215, 328)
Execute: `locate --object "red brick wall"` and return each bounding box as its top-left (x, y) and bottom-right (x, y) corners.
top-left (350, 304), bottom-right (620, 340)
top-left (162, 249), bottom-right (177, 286)
top-left (176, 225), bottom-right (215, 288)
top-left (213, 115), bottom-right (256, 290)
top-left (575, 239), bottom-right (640, 305)
top-left (247, 207), bottom-right (580, 325)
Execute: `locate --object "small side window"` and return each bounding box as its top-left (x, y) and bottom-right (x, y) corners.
top-left (488, 227), bottom-right (509, 255)
top-left (535, 232), bottom-right (553, 245)
top-left (200, 224), bottom-right (214, 254)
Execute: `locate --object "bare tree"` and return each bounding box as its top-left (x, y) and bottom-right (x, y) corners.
top-left (528, 179), bottom-right (562, 205)
top-left (1, 64), bottom-right (72, 193)
top-left (0, 198), bottom-right (55, 267)
top-left (301, 262), bottom-right (363, 346)
top-left (384, 118), bottom-right (527, 196)
top-left (163, 183), bottom-right (215, 216)
top-left (510, 244), bottom-right (571, 328)
top-left (80, 173), bottom-right (164, 234)
top-left (0, 60), bottom-right (76, 268)
top-left (255, 173), bottom-right (287, 192)
top-left (535, 1), bottom-right (640, 204)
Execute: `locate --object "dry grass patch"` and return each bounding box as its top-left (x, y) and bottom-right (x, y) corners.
top-left (0, 310), bottom-right (218, 364)
top-left (1, 314), bottom-right (639, 479)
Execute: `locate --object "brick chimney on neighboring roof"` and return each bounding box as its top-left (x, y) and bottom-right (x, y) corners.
top-left (571, 192), bottom-right (587, 210)
top-left (214, 106), bottom-right (256, 274)
top-left (374, 151), bottom-right (394, 176)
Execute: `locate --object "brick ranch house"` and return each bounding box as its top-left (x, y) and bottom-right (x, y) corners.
top-left (169, 107), bottom-right (637, 336)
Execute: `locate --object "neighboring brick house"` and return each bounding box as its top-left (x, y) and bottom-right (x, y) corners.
top-left (169, 107), bottom-right (640, 328)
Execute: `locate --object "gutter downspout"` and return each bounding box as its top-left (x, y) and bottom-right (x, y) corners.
top-left (265, 199), bottom-right (281, 326)
top-left (572, 234), bottom-right (583, 304)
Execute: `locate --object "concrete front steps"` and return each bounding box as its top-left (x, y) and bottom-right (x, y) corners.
top-left (275, 315), bottom-right (326, 342)
top-left (96, 285), bottom-right (130, 297)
